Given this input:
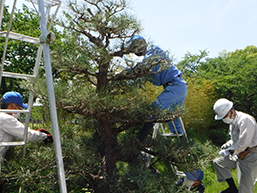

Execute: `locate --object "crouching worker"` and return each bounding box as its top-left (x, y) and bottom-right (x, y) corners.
top-left (213, 98), bottom-right (257, 193)
top-left (0, 91), bottom-right (53, 157)
top-left (175, 169), bottom-right (205, 193)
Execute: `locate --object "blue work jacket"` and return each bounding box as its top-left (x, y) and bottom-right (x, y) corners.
top-left (143, 45), bottom-right (183, 86)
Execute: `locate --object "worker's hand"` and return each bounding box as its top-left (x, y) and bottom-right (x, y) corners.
top-left (221, 140), bottom-right (233, 149)
top-left (44, 135), bottom-right (54, 145)
top-left (219, 149), bottom-right (230, 157)
top-left (36, 129), bottom-right (54, 145)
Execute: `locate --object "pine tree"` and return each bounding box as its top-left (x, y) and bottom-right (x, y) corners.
top-left (32, 0), bottom-right (218, 192)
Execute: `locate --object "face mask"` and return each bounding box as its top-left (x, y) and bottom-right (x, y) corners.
top-left (12, 113), bottom-right (20, 119)
top-left (184, 178), bottom-right (195, 188)
top-left (222, 112), bottom-right (234, 124)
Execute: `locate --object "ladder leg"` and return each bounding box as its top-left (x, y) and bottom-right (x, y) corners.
top-left (152, 123), bottom-right (159, 139)
top-left (0, 0), bottom-right (6, 30)
top-left (178, 117), bottom-right (189, 142)
top-left (159, 123), bottom-right (167, 139)
top-left (152, 123), bottom-right (167, 139)
top-left (160, 123), bottom-right (165, 134)
top-left (171, 121), bottom-right (181, 140)
top-left (18, 186), bottom-right (24, 193)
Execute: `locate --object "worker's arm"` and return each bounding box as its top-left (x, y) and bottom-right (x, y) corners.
top-left (3, 115), bottom-right (47, 142)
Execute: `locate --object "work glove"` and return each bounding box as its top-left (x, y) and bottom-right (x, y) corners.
top-left (219, 145), bottom-right (235, 157)
top-left (219, 149), bottom-right (230, 157)
top-left (221, 140), bottom-right (233, 149)
top-left (37, 129), bottom-right (54, 145)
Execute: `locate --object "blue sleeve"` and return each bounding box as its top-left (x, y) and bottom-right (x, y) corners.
top-left (143, 46), bottom-right (182, 86)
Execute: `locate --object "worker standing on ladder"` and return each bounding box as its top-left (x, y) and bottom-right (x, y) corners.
top-left (213, 98), bottom-right (257, 193)
top-left (0, 91), bottom-right (53, 157)
top-left (125, 35), bottom-right (187, 142)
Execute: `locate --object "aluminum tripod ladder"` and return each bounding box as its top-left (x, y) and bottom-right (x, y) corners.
top-left (147, 117), bottom-right (189, 177)
top-left (152, 117), bottom-right (189, 142)
top-left (0, 0), bottom-right (67, 192)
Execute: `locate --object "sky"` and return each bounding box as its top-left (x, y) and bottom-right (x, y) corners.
top-left (128, 0), bottom-right (257, 62)
top-left (5, 0), bottom-right (257, 62)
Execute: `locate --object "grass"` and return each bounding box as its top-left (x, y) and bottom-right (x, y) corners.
top-left (202, 167), bottom-right (257, 193)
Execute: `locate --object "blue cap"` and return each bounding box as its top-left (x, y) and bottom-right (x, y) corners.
top-left (127, 35), bottom-right (147, 56)
top-left (130, 35), bottom-right (145, 42)
top-left (184, 169), bottom-right (204, 181)
top-left (1, 91), bottom-right (27, 109)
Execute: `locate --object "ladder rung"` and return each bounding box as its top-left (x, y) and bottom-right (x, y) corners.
top-left (25, 0), bottom-right (61, 7)
top-left (0, 109), bottom-right (29, 113)
top-left (2, 71), bottom-right (36, 80)
top-left (0, 31), bottom-right (40, 44)
top-left (0, 141), bottom-right (25, 147)
top-left (176, 171), bottom-right (186, 177)
top-left (162, 133), bottom-right (183, 137)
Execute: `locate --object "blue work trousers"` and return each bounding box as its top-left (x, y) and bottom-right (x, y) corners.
top-left (153, 82), bottom-right (187, 134)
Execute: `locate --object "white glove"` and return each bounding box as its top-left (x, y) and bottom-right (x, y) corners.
top-left (219, 149), bottom-right (230, 157)
top-left (221, 140), bottom-right (233, 149)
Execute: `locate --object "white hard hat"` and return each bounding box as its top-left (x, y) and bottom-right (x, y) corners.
top-left (213, 98), bottom-right (233, 120)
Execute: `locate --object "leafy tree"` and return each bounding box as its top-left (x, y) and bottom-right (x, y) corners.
top-left (29, 0), bottom-right (215, 192)
top-left (178, 46), bottom-right (257, 146)
top-left (1, 1), bottom-right (217, 192)
top-left (198, 46), bottom-right (257, 117)
top-left (182, 78), bottom-right (216, 138)
top-left (49, 0), bottom-right (172, 190)
top-left (176, 50), bottom-right (208, 78)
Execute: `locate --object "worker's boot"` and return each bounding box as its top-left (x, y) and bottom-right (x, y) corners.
top-left (136, 122), bottom-right (153, 142)
top-left (219, 187), bottom-right (238, 193)
top-left (219, 178), bottom-right (238, 193)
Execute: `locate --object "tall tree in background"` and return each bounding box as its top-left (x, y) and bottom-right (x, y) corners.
top-left (198, 46), bottom-right (257, 117)
top-left (177, 46), bottom-right (257, 146)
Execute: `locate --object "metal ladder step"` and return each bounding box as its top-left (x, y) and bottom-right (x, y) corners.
top-left (152, 118), bottom-right (188, 142)
top-left (162, 133), bottom-right (183, 137)
top-left (0, 109), bottom-right (29, 113)
top-left (2, 71), bottom-right (36, 80)
top-left (25, 0), bottom-right (61, 7)
top-left (0, 141), bottom-right (25, 147)
top-left (0, 31), bottom-right (40, 44)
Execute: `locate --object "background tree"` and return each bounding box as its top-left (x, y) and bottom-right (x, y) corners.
top-left (198, 46), bottom-right (257, 117)
top-left (178, 46), bottom-right (257, 146)
top-left (176, 50), bottom-right (208, 78)
top-left (182, 78), bottom-right (216, 138)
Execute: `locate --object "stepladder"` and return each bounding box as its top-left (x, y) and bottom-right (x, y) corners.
top-left (146, 117), bottom-right (189, 177)
top-left (144, 118), bottom-right (206, 192)
top-left (0, 0), bottom-right (67, 192)
top-left (0, 0), bottom-right (61, 150)
top-left (152, 117), bottom-right (189, 142)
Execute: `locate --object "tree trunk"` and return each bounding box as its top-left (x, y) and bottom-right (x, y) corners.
top-left (97, 116), bottom-right (119, 193)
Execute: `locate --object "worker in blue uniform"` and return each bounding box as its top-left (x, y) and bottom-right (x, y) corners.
top-left (126, 35), bottom-right (187, 142)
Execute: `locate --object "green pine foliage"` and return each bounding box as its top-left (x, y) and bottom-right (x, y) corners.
top-left (3, 0), bottom-right (257, 192)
